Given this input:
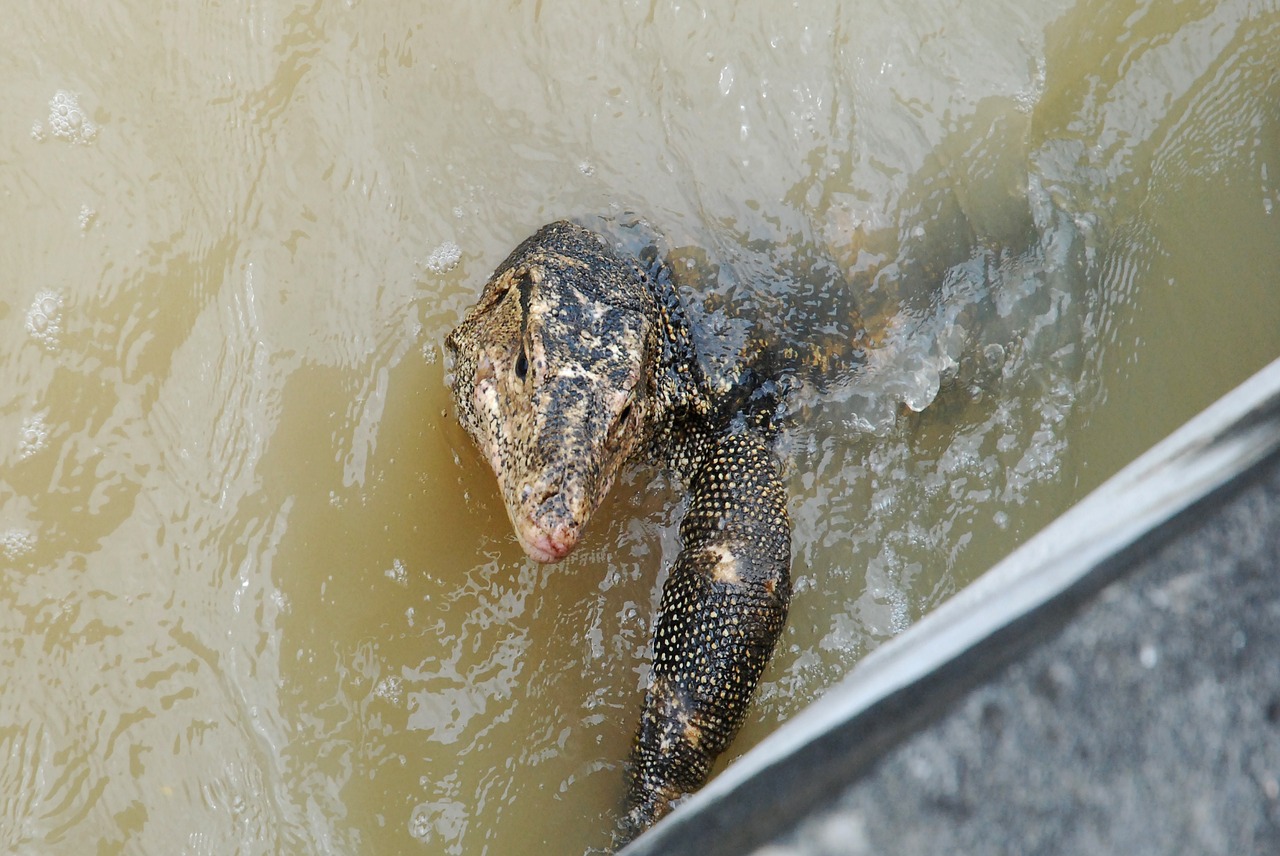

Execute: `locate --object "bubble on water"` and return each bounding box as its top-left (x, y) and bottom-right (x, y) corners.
top-left (408, 808), bottom-right (431, 840)
top-left (1, 529), bottom-right (36, 560)
top-left (423, 241), bottom-right (461, 274)
top-left (982, 342), bottom-right (1007, 373)
top-left (25, 290), bottom-right (64, 349)
top-left (578, 159), bottom-right (596, 176)
top-left (374, 675), bottom-right (403, 704)
top-left (46, 90), bottom-right (97, 144)
top-left (78, 204), bottom-right (96, 232)
top-left (30, 120), bottom-right (45, 141)
top-left (18, 413), bottom-right (49, 459)
top-left (384, 558), bottom-right (407, 586)
top-left (1015, 55), bottom-right (1047, 114)
top-left (409, 800), bottom-right (466, 844)
top-left (887, 586), bottom-right (911, 636)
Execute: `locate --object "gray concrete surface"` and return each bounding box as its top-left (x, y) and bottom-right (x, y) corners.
top-left (757, 453), bottom-right (1280, 856)
top-left (621, 358), bottom-right (1280, 856)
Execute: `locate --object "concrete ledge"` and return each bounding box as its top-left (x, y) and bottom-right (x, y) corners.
top-left (620, 356), bottom-right (1280, 855)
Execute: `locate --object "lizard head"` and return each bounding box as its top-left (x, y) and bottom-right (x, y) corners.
top-left (446, 222), bottom-right (658, 563)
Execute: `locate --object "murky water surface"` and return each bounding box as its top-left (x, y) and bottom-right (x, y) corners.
top-left (1, 1), bottom-right (1277, 853)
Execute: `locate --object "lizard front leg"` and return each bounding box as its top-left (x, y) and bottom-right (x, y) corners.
top-left (620, 427), bottom-right (791, 842)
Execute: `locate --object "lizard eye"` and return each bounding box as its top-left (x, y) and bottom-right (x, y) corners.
top-left (514, 350), bottom-right (529, 381)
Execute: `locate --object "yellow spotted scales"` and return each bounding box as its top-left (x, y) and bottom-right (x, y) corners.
top-left (628, 428), bottom-right (789, 839)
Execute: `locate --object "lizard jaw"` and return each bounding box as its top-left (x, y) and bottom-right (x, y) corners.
top-left (515, 521), bottom-right (579, 563)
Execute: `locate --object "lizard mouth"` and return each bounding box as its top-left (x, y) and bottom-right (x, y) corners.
top-left (516, 522), bottom-right (579, 563)
top-left (511, 485), bottom-right (584, 563)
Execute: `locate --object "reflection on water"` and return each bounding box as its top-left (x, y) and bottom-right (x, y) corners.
top-left (0, 1), bottom-right (1277, 854)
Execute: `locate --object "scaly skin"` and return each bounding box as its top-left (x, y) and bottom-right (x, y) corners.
top-left (620, 427), bottom-right (790, 842)
top-left (445, 221), bottom-right (791, 845)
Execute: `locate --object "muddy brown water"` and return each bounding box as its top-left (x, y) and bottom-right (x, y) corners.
top-left (1, 1), bottom-right (1277, 854)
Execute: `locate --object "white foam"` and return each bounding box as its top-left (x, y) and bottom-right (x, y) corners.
top-left (25, 290), bottom-right (64, 350)
top-left (424, 241), bottom-right (461, 274)
top-left (45, 90), bottom-right (97, 144)
top-left (1, 529), bottom-right (36, 560)
top-left (18, 413), bottom-right (49, 459)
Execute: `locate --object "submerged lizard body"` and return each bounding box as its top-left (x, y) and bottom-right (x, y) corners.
top-left (446, 220), bottom-right (791, 842)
